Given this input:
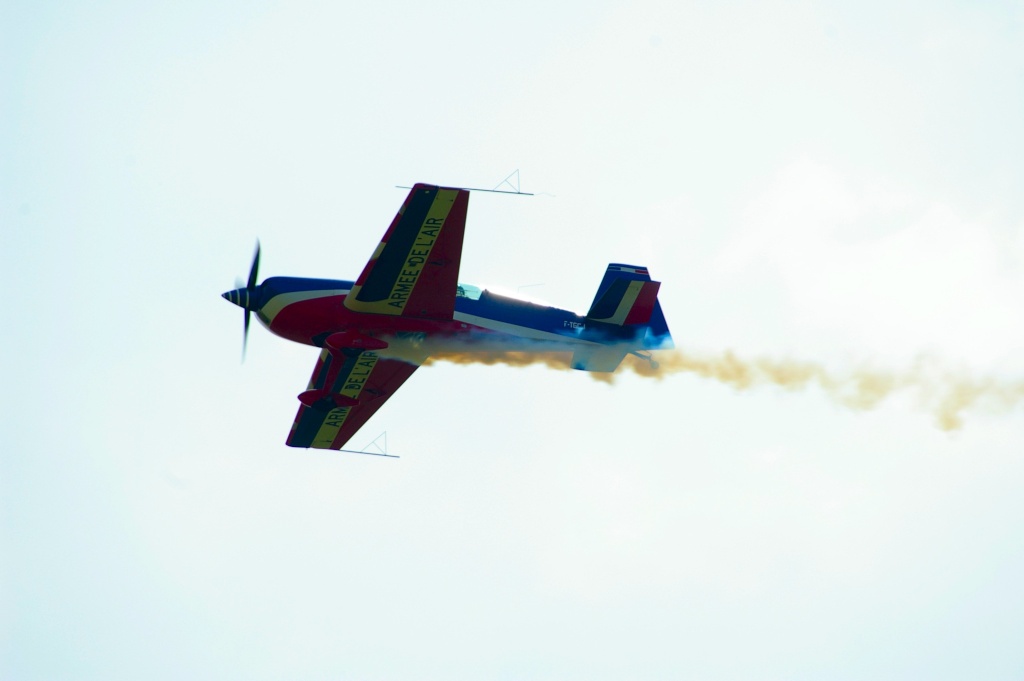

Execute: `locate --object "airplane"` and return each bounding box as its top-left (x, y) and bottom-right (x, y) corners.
top-left (222, 183), bottom-right (673, 451)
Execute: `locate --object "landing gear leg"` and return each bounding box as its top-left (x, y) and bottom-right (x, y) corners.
top-left (630, 350), bottom-right (659, 370)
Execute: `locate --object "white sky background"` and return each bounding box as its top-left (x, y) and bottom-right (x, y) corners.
top-left (3, 1), bottom-right (1024, 678)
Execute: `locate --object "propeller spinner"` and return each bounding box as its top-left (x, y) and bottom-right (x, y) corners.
top-left (222, 241), bottom-right (261, 359)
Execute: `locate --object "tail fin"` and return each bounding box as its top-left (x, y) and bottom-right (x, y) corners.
top-left (571, 264), bottom-right (673, 372)
top-left (586, 264), bottom-right (672, 346)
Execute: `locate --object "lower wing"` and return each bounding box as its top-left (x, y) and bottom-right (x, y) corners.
top-left (286, 347), bottom-right (422, 450)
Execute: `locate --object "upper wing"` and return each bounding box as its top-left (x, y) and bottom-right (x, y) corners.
top-left (286, 348), bottom-right (423, 450)
top-left (343, 184), bottom-right (469, 319)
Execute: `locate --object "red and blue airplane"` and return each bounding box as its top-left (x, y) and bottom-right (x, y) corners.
top-left (222, 184), bottom-right (673, 450)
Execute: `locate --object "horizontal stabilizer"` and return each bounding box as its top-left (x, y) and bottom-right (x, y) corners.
top-left (571, 346), bottom-right (628, 373)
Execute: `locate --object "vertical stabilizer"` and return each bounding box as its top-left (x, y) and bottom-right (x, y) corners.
top-left (572, 264), bottom-right (673, 372)
top-left (586, 264), bottom-right (672, 345)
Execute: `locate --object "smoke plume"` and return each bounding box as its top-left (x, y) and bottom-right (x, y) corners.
top-left (393, 341), bottom-right (1023, 431)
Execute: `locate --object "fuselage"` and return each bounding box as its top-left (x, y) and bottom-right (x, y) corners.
top-left (251, 276), bottom-right (643, 353)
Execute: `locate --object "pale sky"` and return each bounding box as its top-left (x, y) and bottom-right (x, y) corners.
top-left (3, 1), bottom-right (1024, 679)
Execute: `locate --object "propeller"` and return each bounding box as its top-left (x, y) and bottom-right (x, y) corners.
top-left (222, 240), bottom-right (261, 360)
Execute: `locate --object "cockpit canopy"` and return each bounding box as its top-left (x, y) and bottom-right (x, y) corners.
top-left (456, 283), bottom-right (483, 300)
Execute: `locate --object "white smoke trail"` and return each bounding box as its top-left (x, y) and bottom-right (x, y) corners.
top-left (388, 339), bottom-right (1023, 431)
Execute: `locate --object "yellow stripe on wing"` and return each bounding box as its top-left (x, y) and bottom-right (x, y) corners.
top-left (381, 188), bottom-right (458, 314)
top-left (311, 407), bottom-right (352, 448)
top-left (345, 189), bottom-right (458, 315)
top-left (310, 352), bottom-right (381, 448)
